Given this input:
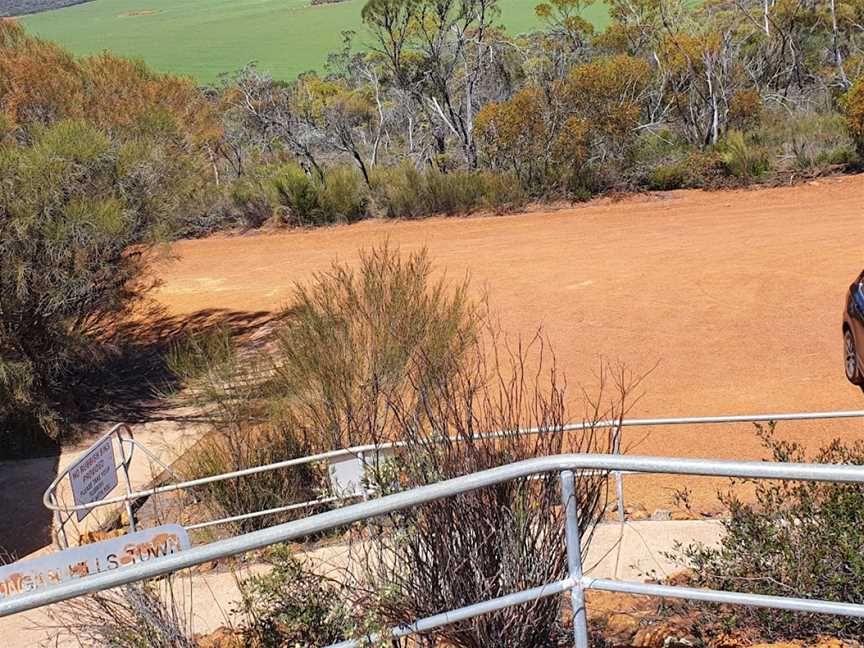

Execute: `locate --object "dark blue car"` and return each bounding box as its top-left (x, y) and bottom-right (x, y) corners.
top-left (844, 270), bottom-right (864, 385)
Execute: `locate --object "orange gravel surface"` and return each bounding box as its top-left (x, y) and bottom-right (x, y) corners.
top-left (153, 176), bottom-right (864, 513)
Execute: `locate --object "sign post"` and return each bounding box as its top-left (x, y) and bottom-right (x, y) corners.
top-left (328, 447), bottom-right (395, 499)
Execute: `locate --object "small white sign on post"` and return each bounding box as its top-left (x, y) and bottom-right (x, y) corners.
top-left (0, 525), bottom-right (190, 601)
top-left (328, 453), bottom-right (367, 498)
top-left (69, 434), bottom-right (119, 522)
top-left (328, 447), bottom-right (395, 499)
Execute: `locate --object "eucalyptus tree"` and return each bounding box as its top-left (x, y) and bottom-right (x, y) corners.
top-left (362, 0), bottom-right (510, 168)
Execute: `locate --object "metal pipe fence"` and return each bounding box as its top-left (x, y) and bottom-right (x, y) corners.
top-left (45, 424), bottom-right (184, 548)
top-left (43, 410), bottom-right (864, 545)
top-left (9, 452), bottom-right (864, 648)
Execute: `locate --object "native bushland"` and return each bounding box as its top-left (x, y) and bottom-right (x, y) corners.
top-left (672, 426), bottom-right (864, 642)
top-left (0, 21), bottom-right (220, 451)
top-left (5, 0), bottom-right (864, 448)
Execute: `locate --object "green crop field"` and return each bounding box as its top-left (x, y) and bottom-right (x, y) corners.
top-left (20, 0), bottom-right (610, 84)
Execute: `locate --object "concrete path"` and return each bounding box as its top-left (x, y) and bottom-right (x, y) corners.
top-left (0, 519), bottom-right (723, 646)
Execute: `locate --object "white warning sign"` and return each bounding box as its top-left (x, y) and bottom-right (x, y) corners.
top-left (69, 435), bottom-right (119, 522)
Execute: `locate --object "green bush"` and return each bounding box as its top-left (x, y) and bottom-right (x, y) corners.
top-left (272, 163), bottom-right (323, 225)
top-left (564, 174), bottom-right (597, 202)
top-left (368, 162), bottom-right (423, 217)
top-left (316, 165), bottom-right (369, 223)
top-left (752, 109), bottom-right (857, 174)
top-left (672, 425), bottom-right (864, 641)
top-left (682, 149), bottom-right (728, 187)
top-left (647, 161), bottom-right (688, 190)
top-left (0, 119), bottom-right (199, 451)
top-left (230, 165), bottom-right (280, 227)
top-left (236, 546), bottom-right (361, 646)
top-left (480, 169), bottom-right (528, 212)
top-left (631, 131), bottom-right (693, 191)
top-left (370, 164), bottom-right (525, 218)
top-left (721, 130), bottom-right (770, 182)
top-left (423, 166), bottom-right (488, 214)
top-left (271, 163), bottom-right (368, 225)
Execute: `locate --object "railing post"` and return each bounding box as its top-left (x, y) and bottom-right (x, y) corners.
top-left (50, 493), bottom-right (69, 549)
top-left (115, 428), bottom-right (137, 534)
top-left (358, 450), bottom-right (369, 501)
top-left (560, 469), bottom-right (590, 647)
top-left (612, 426), bottom-right (625, 523)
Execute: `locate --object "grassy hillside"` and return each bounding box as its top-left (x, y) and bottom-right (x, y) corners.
top-left (20, 0), bottom-right (610, 83)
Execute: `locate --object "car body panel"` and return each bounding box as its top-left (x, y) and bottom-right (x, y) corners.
top-left (843, 270), bottom-right (864, 382)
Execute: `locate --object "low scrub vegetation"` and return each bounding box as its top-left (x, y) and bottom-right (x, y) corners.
top-left (40, 577), bottom-right (195, 648)
top-left (169, 244), bottom-right (481, 530)
top-left (168, 243), bottom-right (640, 645)
top-left (671, 425), bottom-right (864, 642)
top-left (235, 546), bottom-right (364, 646)
top-left (4, 0), bottom-right (864, 448)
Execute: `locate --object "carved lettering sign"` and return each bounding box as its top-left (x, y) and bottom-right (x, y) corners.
top-left (0, 525), bottom-right (190, 601)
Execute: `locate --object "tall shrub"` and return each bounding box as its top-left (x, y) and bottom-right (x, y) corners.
top-left (265, 243), bottom-right (481, 451)
top-left (346, 337), bottom-right (630, 647)
top-left (0, 120), bottom-right (191, 450)
top-left (170, 244), bottom-right (481, 529)
top-left (0, 23), bottom-right (221, 452)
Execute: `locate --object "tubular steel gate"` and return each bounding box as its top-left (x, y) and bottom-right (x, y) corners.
top-left (44, 409), bottom-right (864, 546)
top-left (10, 452), bottom-right (864, 647)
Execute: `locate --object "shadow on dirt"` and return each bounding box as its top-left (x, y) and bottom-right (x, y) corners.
top-left (68, 306), bottom-right (275, 433)
top-left (0, 443), bottom-right (59, 560)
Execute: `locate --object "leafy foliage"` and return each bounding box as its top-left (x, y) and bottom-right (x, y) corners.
top-left (842, 75), bottom-right (864, 154)
top-left (721, 130), bottom-right (770, 182)
top-left (0, 22), bottom-right (221, 449)
top-left (0, 119), bottom-right (190, 447)
top-left (236, 546), bottom-right (361, 646)
top-left (673, 425), bottom-right (864, 642)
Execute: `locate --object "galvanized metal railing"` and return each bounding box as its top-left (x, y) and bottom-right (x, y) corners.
top-left (10, 452), bottom-right (864, 647)
top-left (43, 410), bottom-right (864, 545)
top-left (45, 424), bottom-right (184, 548)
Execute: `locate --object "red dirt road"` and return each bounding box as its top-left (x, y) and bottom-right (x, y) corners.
top-left (154, 176), bottom-right (864, 512)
